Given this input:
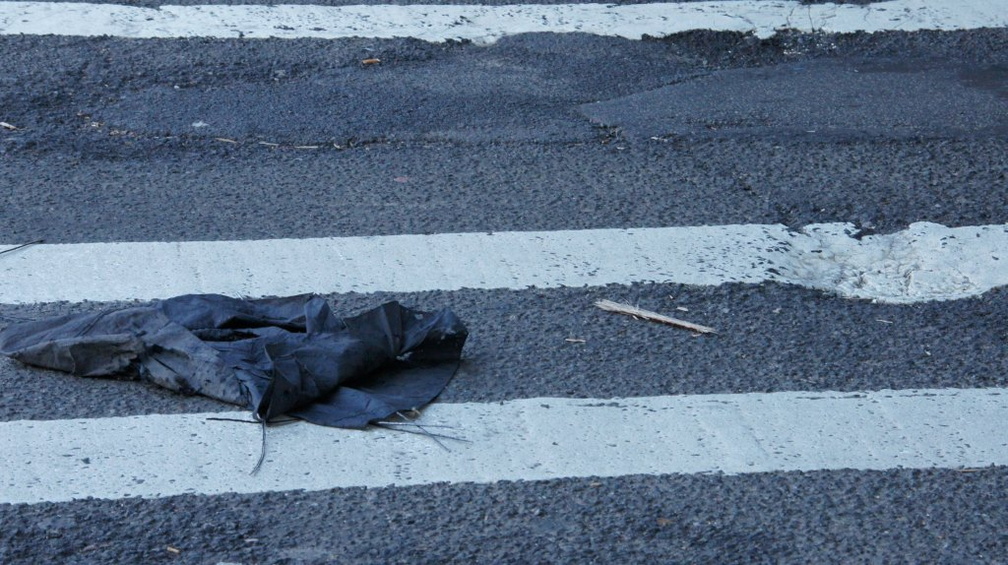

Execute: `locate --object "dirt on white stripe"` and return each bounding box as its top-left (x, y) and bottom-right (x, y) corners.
top-left (1, 387), bottom-right (1005, 504)
top-left (2, 222), bottom-right (1006, 304)
top-left (0, 1), bottom-right (1005, 42)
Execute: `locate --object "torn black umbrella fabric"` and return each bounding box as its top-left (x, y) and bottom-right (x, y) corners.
top-left (0, 295), bottom-right (468, 428)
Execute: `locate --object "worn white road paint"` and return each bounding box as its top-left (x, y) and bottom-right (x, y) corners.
top-left (1, 387), bottom-right (1005, 504)
top-left (0, 0), bottom-right (1005, 42)
top-left (2, 222), bottom-right (1006, 304)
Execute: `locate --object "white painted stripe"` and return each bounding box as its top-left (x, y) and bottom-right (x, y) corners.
top-left (1, 387), bottom-right (1005, 504)
top-left (2, 222), bottom-right (1006, 304)
top-left (1, 0), bottom-right (1005, 42)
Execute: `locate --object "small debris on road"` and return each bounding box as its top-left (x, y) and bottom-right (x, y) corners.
top-left (595, 299), bottom-right (716, 334)
top-left (361, 58), bottom-right (381, 65)
top-left (564, 337), bottom-right (586, 343)
top-left (0, 295), bottom-right (468, 429)
top-left (0, 121), bottom-right (18, 130)
top-left (1, 296), bottom-right (468, 473)
top-left (166, 545), bottom-right (181, 554)
top-left (0, 240), bottom-right (43, 257)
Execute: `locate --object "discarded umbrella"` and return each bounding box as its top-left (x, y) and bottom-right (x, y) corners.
top-left (0, 294), bottom-right (468, 428)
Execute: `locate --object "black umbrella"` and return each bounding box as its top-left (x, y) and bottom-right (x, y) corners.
top-left (0, 294), bottom-right (468, 429)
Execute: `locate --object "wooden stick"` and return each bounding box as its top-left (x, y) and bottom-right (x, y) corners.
top-left (595, 299), bottom-right (716, 334)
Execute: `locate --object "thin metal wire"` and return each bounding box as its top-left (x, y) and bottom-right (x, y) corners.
top-left (372, 419), bottom-right (471, 450)
top-left (376, 421), bottom-right (460, 429)
top-left (0, 240), bottom-right (43, 256)
top-left (251, 419), bottom-right (267, 475)
top-left (205, 415), bottom-right (299, 475)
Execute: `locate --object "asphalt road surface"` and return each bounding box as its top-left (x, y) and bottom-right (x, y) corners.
top-left (1, 1), bottom-right (1007, 563)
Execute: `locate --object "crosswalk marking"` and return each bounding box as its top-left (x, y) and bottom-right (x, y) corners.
top-left (1, 387), bottom-right (1004, 505)
top-left (3, 222), bottom-right (1006, 304)
top-left (1, 0), bottom-right (1006, 42)
top-left (1, 5), bottom-right (1004, 547)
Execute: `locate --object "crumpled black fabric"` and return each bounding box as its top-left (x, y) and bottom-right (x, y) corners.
top-left (0, 294), bottom-right (468, 428)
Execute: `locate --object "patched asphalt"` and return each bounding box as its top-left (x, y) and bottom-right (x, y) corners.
top-left (2, 31), bottom-right (1006, 243)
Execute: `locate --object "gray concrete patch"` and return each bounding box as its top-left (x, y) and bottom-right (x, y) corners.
top-left (580, 59), bottom-right (1008, 140)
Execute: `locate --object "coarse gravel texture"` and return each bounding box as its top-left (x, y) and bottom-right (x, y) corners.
top-left (2, 137), bottom-right (1006, 243)
top-left (1, 467), bottom-right (1005, 564)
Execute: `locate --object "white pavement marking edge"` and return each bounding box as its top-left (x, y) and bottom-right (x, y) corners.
top-left (1, 0), bottom-right (1006, 42)
top-left (2, 222), bottom-right (1006, 304)
top-left (2, 387), bottom-right (1006, 504)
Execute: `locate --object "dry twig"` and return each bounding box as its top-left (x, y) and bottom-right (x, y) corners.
top-left (595, 299), bottom-right (716, 334)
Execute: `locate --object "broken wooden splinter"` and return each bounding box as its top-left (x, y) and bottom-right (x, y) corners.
top-left (595, 299), bottom-right (716, 334)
